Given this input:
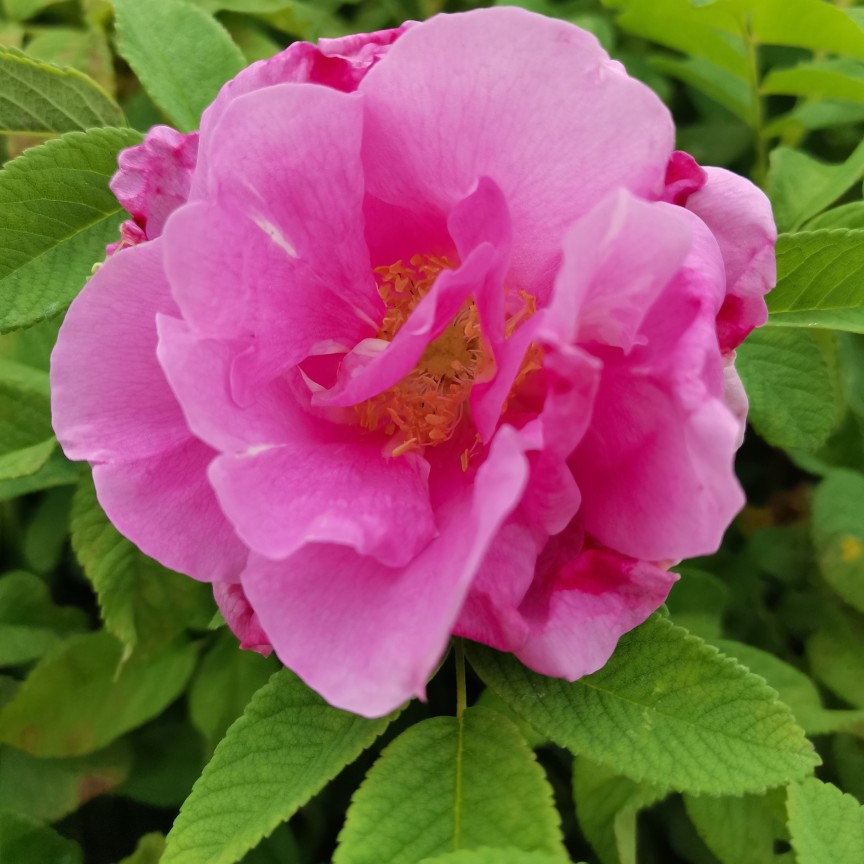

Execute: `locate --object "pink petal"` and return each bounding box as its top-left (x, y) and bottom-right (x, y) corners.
top-left (213, 583), bottom-right (272, 655)
top-left (661, 150), bottom-right (707, 206)
top-left (360, 6), bottom-right (673, 300)
top-left (240, 424), bottom-right (530, 717)
top-left (51, 240), bottom-right (188, 463)
top-left (209, 441), bottom-right (436, 569)
top-left (92, 438), bottom-right (246, 583)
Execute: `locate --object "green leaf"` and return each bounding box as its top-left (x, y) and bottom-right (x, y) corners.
top-left (0, 630), bottom-right (198, 757)
top-left (24, 27), bottom-right (115, 94)
top-left (0, 570), bottom-right (87, 666)
top-left (651, 55), bottom-right (752, 122)
top-left (750, 0), bottom-right (864, 59)
top-left (806, 603), bottom-right (864, 708)
top-left (572, 756), bottom-right (666, 864)
top-left (0, 46), bottom-right (122, 134)
top-left (665, 567), bottom-right (729, 640)
top-left (0, 740), bottom-right (131, 822)
top-left (684, 789), bottom-right (788, 864)
top-left (713, 637), bottom-right (864, 736)
top-left (418, 851), bottom-right (573, 864)
top-left (0, 126), bottom-right (143, 334)
top-left (0, 357), bottom-right (53, 480)
top-left (112, 0), bottom-right (245, 132)
top-left (117, 833), bottom-right (167, 864)
top-left (470, 615), bottom-right (819, 795)
top-left (162, 669), bottom-right (393, 864)
top-left (767, 142), bottom-right (864, 232)
top-left (3, 0), bottom-right (69, 20)
top-left (0, 812), bottom-right (82, 864)
top-left (188, 630), bottom-right (279, 750)
top-left (0, 447), bottom-right (78, 502)
top-left (735, 327), bottom-right (844, 451)
top-left (787, 778), bottom-right (864, 864)
top-left (762, 59), bottom-right (864, 104)
top-left (71, 473), bottom-right (215, 656)
top-left (806, 203), bottom-right (864, 232)
top-left (812, 470), bottom-right (864, 613)
top-left (834, 735), bottom-right (864, 804)
top-left (334, 707), bottom-right (564, 864)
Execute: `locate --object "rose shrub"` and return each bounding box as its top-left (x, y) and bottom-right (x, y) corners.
top-left (51, 7), bottom-right (775, 717)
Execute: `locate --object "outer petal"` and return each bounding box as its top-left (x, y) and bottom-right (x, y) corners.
top-left (92, 439), bottom-right (247, 583)
top-left (684, 167), bottom-right (777, 349)
top-left (213, 583), bottom-right (272, 655)
top-left (240, 425), bottom-right (530, 717)
top-left (360, 6), bottom-right (673, 298)
top-left (51, 240), bottom-right (188, 463)
top-left (209, 442), bottom-right (436, 568)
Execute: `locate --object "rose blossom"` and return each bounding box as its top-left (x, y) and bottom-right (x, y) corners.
top-left (51, 8), bottom-right (775, 717)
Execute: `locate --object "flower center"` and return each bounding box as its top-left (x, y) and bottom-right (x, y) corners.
top-left (356, 255), bottom-right (486, 454)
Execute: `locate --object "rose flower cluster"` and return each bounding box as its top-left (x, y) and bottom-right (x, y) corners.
top-left (51, 8), bottom-right (775, 717)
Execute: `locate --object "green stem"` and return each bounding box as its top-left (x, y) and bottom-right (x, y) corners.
top-left (744, 14), bottom-right (769, 187)
top-left (454, 638), bottom-right (467, 721)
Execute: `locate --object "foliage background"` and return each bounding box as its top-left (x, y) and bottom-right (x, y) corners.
top-left (1, 0), bottom-right (864, 862)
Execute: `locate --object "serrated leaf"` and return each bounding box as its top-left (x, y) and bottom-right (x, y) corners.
top-left (0, 126), bottom-right (143, 334)
top-left (806, 603), bottom-right (864, 708)
top-left (162, 669), bottom-right (393, 864)
top-left (71, 473), bottom-right (215, 656)
top-left (470, 615), bottom-right (819, 795)
top-left (787, 778), bottom-right (864, 864)
top-left (684, 789), bottom-right (788, 864)
top-left (736, 327), bottom-right (844, 451)
top-left (334, 707), bottom-right (564, 864)
top-left (812, 470), bottom-right (864, 613)
top-left (0, 812), bottom-right (82, 864)
top-left (572, 756), bottom-right (666, 864)
top-left (418, 851), bottom-right (573, 864)
top-left (0, 46), bottom-right (122, 133)
top-left (0, 630), bottom-right (197, 757)
top-left (768, 142), bottom-right (864, 233)
top-left (188, 630), bottom-right (278, 750)
top-left (112, 0), bottom-right (245, 132)
top-left (0, 740), bottom-right (130, 822)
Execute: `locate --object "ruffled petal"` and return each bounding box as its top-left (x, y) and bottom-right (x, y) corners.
top-left (360, 6), bottom-right (673, 299)
top-left (240, 424), bottom-right (529, 717)
top-left (51, 240), bottom-right (188, 463)
top-left (92, 438), bottom-right (247, 583)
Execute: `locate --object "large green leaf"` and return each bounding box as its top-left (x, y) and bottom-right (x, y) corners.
top-left (470, 615), bottom-right (819, 795)
top-left (811, 470), bottom-right (864, 613)
top-left (750, 0), bottom-right (864, 58)
top-left (735, 327), bottom-right (843, 451)
top-left (807, 203), bottom-right (864, 231)
top-left (0, 812), bottom-right (82, 864)
top-left (162, 670), bottom-right (394, 864)
top-left (572, 756), bottom-right (666, 864)
top-left (0, 46), bottom-right (122, 134)
top-left (334, 707), bottom-right (565, 864)
top-left (0, 630), bottom-right (197, 757)
top-left (787, 778), bottom-right (864, 864)
top-left (70, 473), bottom-right (215, 657)
top-left (0, 126), bottom-right (143, 334)
top-left (112, 0), bottom-right (245, 132)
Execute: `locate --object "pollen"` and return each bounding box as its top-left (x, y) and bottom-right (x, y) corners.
top-left (355, 254), bottom-right (540, 457)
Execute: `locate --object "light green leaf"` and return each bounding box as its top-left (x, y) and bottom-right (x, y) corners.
top-left (766, 101), bottom-right (864, 138)
top-left (112, 0), bottom-right (245, 131)
top-left (684, 789), bottom-right (788, 864)
top-left (735, 327), bottom-right (844, 451)
top-left (0, 357), bottom-right (53, 480)
top-left (470, 615), bottom-right (819, 795)
top-left (0, 46), bottom-right (122, 133)
top-left (0, 570), bottom-right (87, 666)
top-left (0, 448), bottom-right (78, 502)
top-left (334, 707), bottom-right (564, 864)
top-left (419, 851), bottom-right (573, 864)
top-left (3, 0), bottom-right (68, 20)
top-left (71, 473), bottom-right (215, 656)
top-left (750, 0), bottom-right (864, 58)
top-left (807, 603), bottom-right (864, 708)
top-left (787, 778), bottom-right (864, 864)
top-left (763, 59), bottom-right (864, 104)
top-left (812, 470), bottom-right (864, 613)
top-left (807, 203), bottom-right (864, 231)
top-left (0, 740), bottom-right (131, 822)
top-left (572, 756), bottom-right (666, 864)
top-left (651, 55), bottom-right (752, 122)
top-left (0, 812), bottom-right (82, 864)
top-left (767, 142), bottom-right (864, 232)
top-left (0, 438), bottom-right (55, 482)
top-left (25, 27), bottom-right (116, 93)
top-left (0, 126), bottom-right (143, 334)
top-left (117, 833), bottom-right (166, 864)
top-left (0, 630), bottom-right (198, 757)
top-left (162, 670), bottom-right (394, 864)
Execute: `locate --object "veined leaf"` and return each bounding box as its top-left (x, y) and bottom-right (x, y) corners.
top-left (112, 0), bottom-right (245, 132)
top-left (787, 778), bottom-right (864, 864)
top-left (0, 127), bottom-right (143, 334)
top-left (470, 615), bottom-right (819, 795)
top-left (0, 46), bottom-right (122, 134)
top-left (334, 707), bottom-right (565, 864)
top-left (162, 670), bottom-right (394, 864)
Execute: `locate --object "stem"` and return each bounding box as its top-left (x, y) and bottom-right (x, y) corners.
top-left (743, 14), bottom-right (768, 187)
top-left (454, 638), bottom-right (467, 721)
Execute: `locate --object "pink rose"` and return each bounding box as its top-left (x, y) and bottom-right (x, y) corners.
top-left (51, 8), bottom-right (775, 717)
